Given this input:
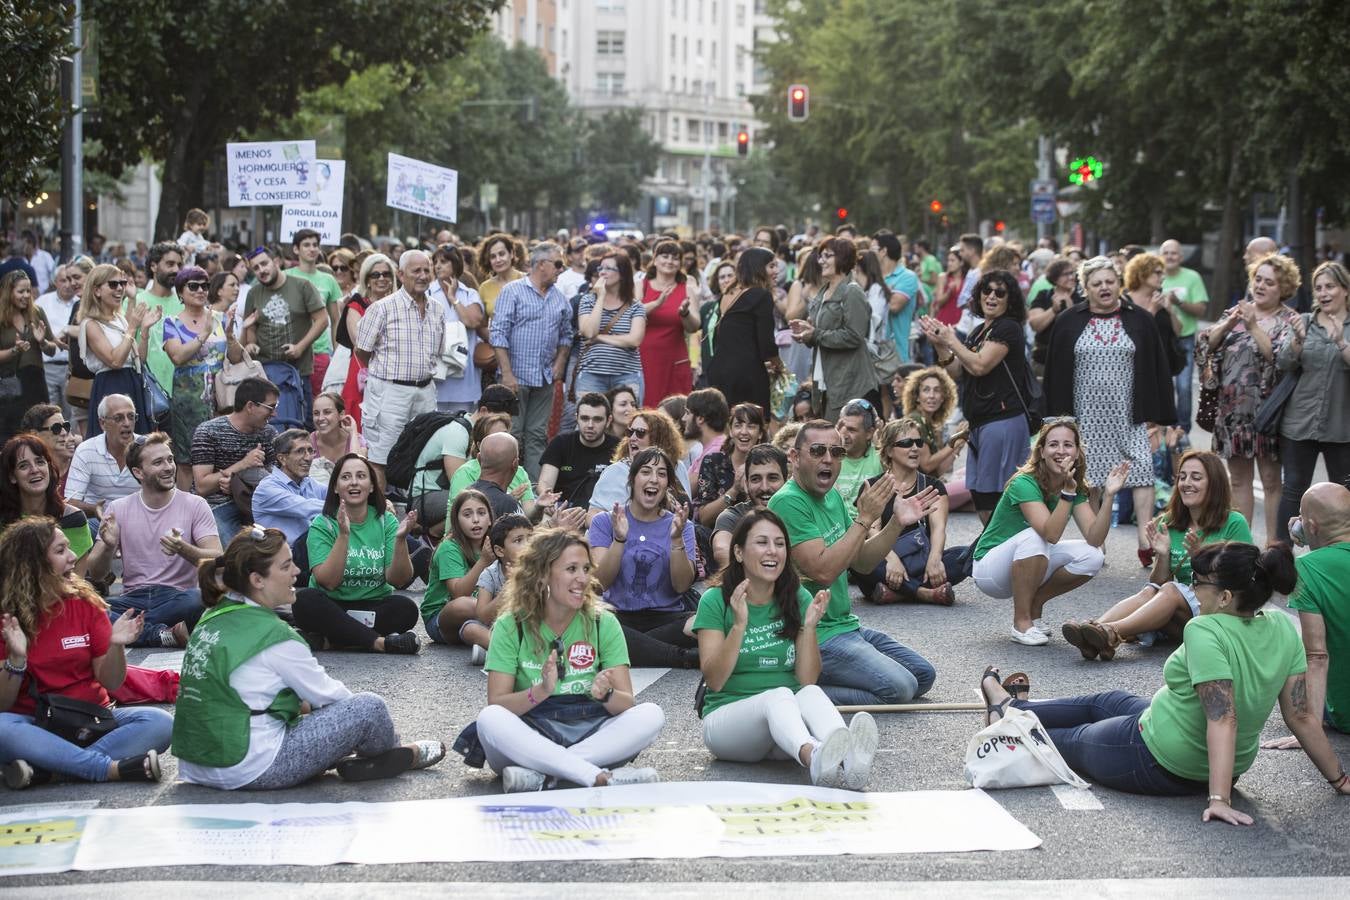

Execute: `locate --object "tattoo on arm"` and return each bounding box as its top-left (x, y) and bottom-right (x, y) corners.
top-left (1290, 676), bottom-right (1309, 717)
top-left (1196, 680), bottom-right (1236, 723)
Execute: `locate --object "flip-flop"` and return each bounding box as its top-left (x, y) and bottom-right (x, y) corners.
top-left (1001, 671), bottom-right (1030, 700)
top-left (335, 747), bottom-right (415, 783)
top-left (1061, 621), bottom-right (1099, 660)
top-left (979, 666), bottom-right (1012, 727)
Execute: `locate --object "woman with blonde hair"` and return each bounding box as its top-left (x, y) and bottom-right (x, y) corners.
top-left (899, 366), bottom-right (968, 480)
top-left (0, 518), bottom-right (170, 789)
top-left (465, 527), bottom-right (665, 792)
top-left (78, 263), bottom-right (158, 438)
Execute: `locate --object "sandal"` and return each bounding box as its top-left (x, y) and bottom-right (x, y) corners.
top-left (1000, 671), bottom-right (1030, 700)
top-left (1082, 620), bottom-right (1121, 661)
top-left (1061, 621), bottom-right (1099, 661)
top-left (979, 666), bottom-right (1013, 727)
top-left (919, 583), bottom-right (956, 606)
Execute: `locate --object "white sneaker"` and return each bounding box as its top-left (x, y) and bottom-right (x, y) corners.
top-left (470, 645), bottom-right (486, 666)
top-left (410, 740), bottom-right (446, 770)
top-left (1032, 619), bottom-right (1053, 637)
top-left (605, 766), bottom-right (659, 786)
top-left (502, 766), bottom-right (547, 793)
top-left (843, 712), bottom-right (879, 791)
top-left (1011, 625), bottom-right (1050, 646)
top-left (809, 728), bottom-right (849, 788)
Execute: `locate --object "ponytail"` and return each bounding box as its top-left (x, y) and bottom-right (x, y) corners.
top-left (197, 526), bottom-right (290, 607)
top-left (198, 557), bottom-right (230, 608)
top-left (1191, 541), bottom-right (1297, 615)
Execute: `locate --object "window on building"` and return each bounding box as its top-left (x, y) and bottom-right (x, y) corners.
top-left (597, 31), bottom-right (625, 56)
top-left (561, 29), bottom-right (568, 53)
top-left (754, 0), bottom-right (766, 13)
top-left (736, 81), bottom-right (746, 97)
top-left (671, 117), bottom-right (681, 140)
top-left (683, 36), bottom-right (688, 62)
top-left (670, 74), bottom-right (677, 91)
top-left (596, 0), bottom-right (625, 9)
top-left (718, 122), bottom-right (728, 142)
top-left (688, 118), bottom-right (699, 141)
top-left (696, 39), bottom-right (702, 59)
top-left (713, 1), bottom-right (719, 20)
top-left (698, 0), bottom-right (704, 21)
top-left (711, 41), bottom-right (717, 65)
top-left (736, 4), bottom-right (746, 26)
top-left (691, 79), bottom-right (702, 96)
top-left (670, 35), bottom-right (676, 58)
top-left (596, 72), bottom-right (626, 95)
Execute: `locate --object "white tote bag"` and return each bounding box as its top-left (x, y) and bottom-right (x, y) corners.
top-left (433, 319), bottom-right (469, 381)
top-left (963, 706), bottom-right (1090, 790)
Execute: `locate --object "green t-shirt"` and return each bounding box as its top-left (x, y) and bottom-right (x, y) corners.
top-left (420, 538), bottom-right (475, 621)
top-left (692, 585), bottom-right (812, 716)
top-left (285, 268), bottom-right (341, 355)
top-left (767, 480), bottom-right (859, 642)
top-left (9, 511), bottom-right (92, 560)
top-left (485, 609), bottom-right (629, 696)
top-left (1163, 509), bottom-right (1252, 586)
top-left (1026, 275), bottom-right (1050, 303)
top-left (137, 288), bottom-right (182, 394)
top-left (244, 274), bottom-right (326, 375)
top-left (835, 446), bottom-right (882, 510)
top-left (1140, 612), bottom-right (1306, 781)
top-left (918, 253), bottom-right (942, 303)
top-left (1288, 542), bottom-right (1350, 731)
top-left (973, 473), bottom-right (1087, 560)
top-left (1161, 267), bottom-right (1209, 337)
top-left (447, 461), bottom-right (535, 504)
top-left (306, 508), bottom-right (397, 603)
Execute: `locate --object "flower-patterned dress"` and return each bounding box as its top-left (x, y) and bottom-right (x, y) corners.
top-left (1196, 306), bottom-right (1299, 460)
top-left (163, 313), bottom-right (227, 463)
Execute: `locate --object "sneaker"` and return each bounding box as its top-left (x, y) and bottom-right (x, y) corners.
top-left (157, 626), bottom-right (180, 648)
top-left (842, 712), bottom-right (879, 791)
top-left (502, 765), bottom-right (547, 793)
top-left (3, 759), bottom-right (34, 790)
top-left (410, 740), bottom-right (446, 770)
top-left (383, 632), bottom-right (421, 655)
top-left (808, 727), bottom-right (849, 788)
top-left (469, 645), bottom-right (486, 666)
top-left (336, 746), bottom-right (415, 782)
top-left (1010, 625), bottom-right (1049, 646)
top-left (1032, 619), bottom-right (1052, 638)
top-left (605, 766), bottom-right (659, 786)
top-left (115, 750), bottom-right (162, 783)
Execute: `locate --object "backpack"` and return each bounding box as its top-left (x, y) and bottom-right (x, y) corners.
top-left (384, 410), bottom-right (471, 494)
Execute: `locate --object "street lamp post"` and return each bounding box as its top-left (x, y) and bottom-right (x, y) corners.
top-left (60, 0), bottom-right (84, 262)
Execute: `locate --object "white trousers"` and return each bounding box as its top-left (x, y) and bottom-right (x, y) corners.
top-left (475, 702), bottom-right (665, 787)
top-left (361, 375), bottom-right (437, 465)
top-left (701, 684), bottom-right (845, 764)
top-left (973, 527), bottom-right (1105, 599)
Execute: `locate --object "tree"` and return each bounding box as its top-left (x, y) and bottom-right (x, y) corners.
top-left (1, 1), bottom-right (73, 204)
top-left (84, 0), bottom-right (500, 239)
top-left (581, 109), bottom-right (661, 214)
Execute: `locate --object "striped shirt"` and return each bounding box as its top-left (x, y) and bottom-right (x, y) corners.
top-left (65, 434), bottom-right (146, 507)
top-left (355, 287), bottom-right (445, 383)
top-left (576, 293), bottom-right (644, 376)
top-left (488, 277), bottom-right (573, 387)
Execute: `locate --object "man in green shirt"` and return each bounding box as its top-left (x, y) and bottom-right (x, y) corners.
top-left (1268, 483), bottom-right (1350, 749)
top-left (834, 398), bottom-right (882, 508)
top-left (243, 246), bottom-right (328, 427)
top-left (137, 241), bottom-right (183, 392)
top-left (285, 228), bottom-right (342, 398)
top-left (1160, 239), bottom-right (1210, 433)
top-left (767, 420), bottom-right (939, 705)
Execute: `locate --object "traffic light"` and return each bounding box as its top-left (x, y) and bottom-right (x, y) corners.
top-left (788, 84), bottom-right (809, 121)
top-left (737, 130), bottom-right (749, 157)
top-left (1068, 156), bottom-right (1103, 185)
top-left (836, 207), bottom-right (848, 221)
top-left (994, 220), bottom-right (1006, 233)
top-left (929, 199), bottom-right (943, 214)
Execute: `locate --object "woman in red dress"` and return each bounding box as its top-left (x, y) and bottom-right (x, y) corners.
top-left (933, 247), bottom-right (966, 328)
top-left (639, 240), bottom-right (695, 403)
top-left (340, 254), bottom-right (396, 431)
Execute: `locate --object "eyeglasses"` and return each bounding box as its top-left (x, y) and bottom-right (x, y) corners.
top-left (45, 421), bottom-right (72, 435)
top-left (890, 438), bottom-right (922, 449)
top-left (253, 400), bottom-right (278, 413)
top-left (183, 281), bottom-right (208, 292)
top-left (368, 271), bottom-right (393, 280)
top-left (805, 443), bottom-right (847, 459)
top-left (102, 412), bottom-right (136, 424)
top-left (627, 426), bottom-right (649, 438)
top-left (1191, 577), bottom-right (1219, 589)
top-left (598, 266), bottom-right (620, 273)
top-left (981, 284), bottom-right (1009, 299)
top-left (106, 279), bottom-right (129, 290)
top-left (817, 251), bottom-right (835, 260)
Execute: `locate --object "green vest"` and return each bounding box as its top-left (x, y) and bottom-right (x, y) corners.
top-left (171, 601), bottom-right (306, 768)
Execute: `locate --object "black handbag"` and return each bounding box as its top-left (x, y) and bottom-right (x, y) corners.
top-left (1253, 370), bottom-right (1299, 437)
top-left (29, 681), bottom-right (118, 748)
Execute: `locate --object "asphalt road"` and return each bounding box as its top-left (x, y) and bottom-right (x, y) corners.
top-left (4, 490), bottom-right (1348, 891)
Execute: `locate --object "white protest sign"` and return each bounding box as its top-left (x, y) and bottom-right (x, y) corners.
top-left (226, 140), bottom-right (317, 206)
top-left (386, 152), bottom-right (458, 222)
top-left (280, 159), bottom-right (345, 244)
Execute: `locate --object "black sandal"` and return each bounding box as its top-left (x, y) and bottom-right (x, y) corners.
top-left (116, 750), bottom-right (162, 783)
top-left (336, 746), bottom-right (415, 782)
top-left (1001, 671), bottom-right (1030, 700)
top-left (980, 666), bottom-right (1013, 727)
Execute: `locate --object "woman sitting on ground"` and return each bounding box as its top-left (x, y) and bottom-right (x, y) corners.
top-left (469, 527), bottom-right (666, 792)
top-left (1061, 450), bottom-right (1251, 660)
top-left (20, 404), bottom-right (80, 495)
top-left (294, 453), bottom-right (421, 654)
top-left (979, 542), bottom-right (1350, 825)
top-left (175, 526), bottom-right (445, 789)
top-left (856, 418), bottom-right (971, 606)
top-left (0, 434), bottom-right (93, 576)
top-left (588, 448), bottom-right (700, 669)
top-left (0, 518), bottom-right (170, 789)
top-left (694, 510), bottom-right (878, 789)
top-left (971, 418), bottom-right (1127, 645)
top-left (588, 407), bottom-right (691, 516)
top-left (693, 402), bottom-right (769, 528)
top-left (422, 489), bottom-right (493, 653)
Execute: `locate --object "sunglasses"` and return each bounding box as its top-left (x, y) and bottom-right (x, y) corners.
top-left (245, 246), bottom-right (268, 260)
top-left (1042, 415), bottom-right (1078, 426)
top-left (331, 264), bottom-right (351, 273)
top-left (182, 281), bottom-right (208, 292)
top-left (106, 279), bottom-right (129, 290)
top-left (368, 271), bottom-right (393, 280)
top-left (890, 438), bottom-right (922, 449)
top-left (627, 427), bottom-right (649, 438)
top-left (981, 285), bottom-right (1009, 298)
top-left (253, 400), bottom-right (278, 413)
top-left (45, 421), bottom-right (72, 435)
top-left (806, 443), bottom-right (847, 459)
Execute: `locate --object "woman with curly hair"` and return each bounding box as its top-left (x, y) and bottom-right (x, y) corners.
top-left (468, 527), bottom-right (666, 792)
top-left (587, 407), bottom-right (690, 514)
top-left (0, 434), bottom-right (93, 576)
top-left (1197, 254), bottom-right (1303, 545)
top-left (0, 518), bottom-right (170, 789)
top-left (971, 419), bottom-right (1126, 645)
top-left (899, 366), bottom-right (967, 479)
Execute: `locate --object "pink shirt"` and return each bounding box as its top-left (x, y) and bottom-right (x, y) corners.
top-left (690, 434), bottom-right (725, 484)
top-left (107, 490), bottom-right (219, 591)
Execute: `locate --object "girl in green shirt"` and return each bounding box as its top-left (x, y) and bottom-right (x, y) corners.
top-left (694, 510), bottom-right (877, 790)
top-left (294, 454), bottom-right (420, 654)
top-left (979, 542), bottom-right (1350, 826)
top-left (422, 489), bottom-right (492, 649)
top-left (1065, 450), bottom-right (1252, 660)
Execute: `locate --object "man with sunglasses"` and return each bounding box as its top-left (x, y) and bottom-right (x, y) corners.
top-left (284, 229), bottom-right (343, 402)
top-left (191, 377), bottom-right (280, 538)
top-left (768, 420), bottom-right (941, 706)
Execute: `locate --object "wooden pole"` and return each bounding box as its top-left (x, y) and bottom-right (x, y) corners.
top-left (835, 702), bottom-right (985, 714)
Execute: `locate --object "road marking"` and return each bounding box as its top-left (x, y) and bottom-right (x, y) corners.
top-left (1051, 784), bottom-right (1103, 810)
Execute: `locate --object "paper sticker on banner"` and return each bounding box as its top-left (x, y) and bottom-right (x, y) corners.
top-left (227, 140), bottom-right (317, 207)
top-left (386, 153), bottom-right (458, 222)
top-left (0, 801), bottom-right (100, 876)
top-left (281, 159), bottom-right (345, 245)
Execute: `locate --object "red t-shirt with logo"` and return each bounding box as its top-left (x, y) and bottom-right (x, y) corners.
top-left (1, 597), bottom-right (111, 715)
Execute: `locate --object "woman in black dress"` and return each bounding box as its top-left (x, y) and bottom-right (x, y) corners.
top-left (704, 247), bottom-right (778, 417)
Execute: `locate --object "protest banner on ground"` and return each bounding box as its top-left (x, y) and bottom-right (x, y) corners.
top-left (280, 160), bottom-right (346, 244)
top-left (226, 140), bottom-right (317, 207)
top-left (386, 153), bottom-right (458, 221)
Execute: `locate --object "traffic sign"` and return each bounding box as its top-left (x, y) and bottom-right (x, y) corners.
top-left (1030, 178), bottom-right (1056, 225)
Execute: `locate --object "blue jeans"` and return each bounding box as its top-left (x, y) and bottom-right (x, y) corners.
top-left (111, 585), bottom-right (204, 647)
top-left (574, 369), bottom-right (644, 407)
top-left (1016, 691), bottom-right (1208, 795)
top-left (0, 708), bottom-right (173, 781)
top-left (817, 626), bottom-right (936, 705)
top-left (1174, 334), bottom-right (1195, 431)
top-left (212, 500), bottom-right (246, 542)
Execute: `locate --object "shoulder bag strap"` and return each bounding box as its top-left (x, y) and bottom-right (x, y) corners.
top-left (569, 298), bottom-right (627, 399)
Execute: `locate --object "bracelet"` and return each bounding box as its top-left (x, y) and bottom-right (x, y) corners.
top-left (3, 659), bottom-right (26, 676)
top-left (1328, 770), bottom-right (1347, 786)
top-left (854, 518), bottom-right (876, 531)
top-left (612, 536), bottom-right (626, 543)
top-left (937, 353), bottom-right (956, 366)
top-left (527, 687), bottom-right (537, 705)
top-left (1207, 794), bottom-right (1230, 805)
top-left (1059, 491), bottom-right (1077, 503)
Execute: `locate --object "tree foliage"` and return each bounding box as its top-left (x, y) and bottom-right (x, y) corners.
top-left (581, 109), bottom-right (662, 214)
top-left (1, 1), bottom-right (74, 204)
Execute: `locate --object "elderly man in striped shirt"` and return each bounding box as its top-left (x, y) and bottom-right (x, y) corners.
top-left (488, 241), bottom-right (572, 478)
top-left (355, 249), bottom-right (445, 489)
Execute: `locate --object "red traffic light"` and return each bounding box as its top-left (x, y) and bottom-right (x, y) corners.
top-left (929, 199), bottom-right (943, 213)
top-left (994, 220), bottom-right (1006, 232)
top-left (788, 83), bottom-right (809, 121)
top-left (791, 88), bottom-right (805, 101)
top-left (736, 131), bottom-right (749, 157)
top-left (836, 207), bottom-right (848, 220)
